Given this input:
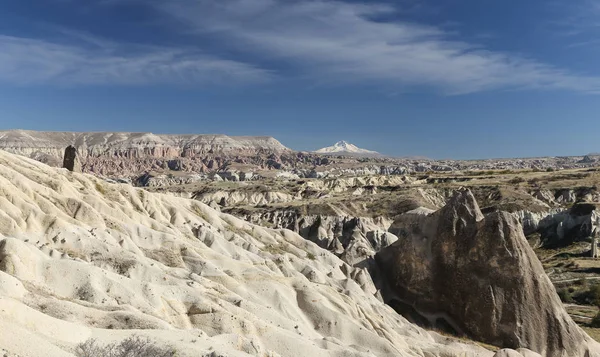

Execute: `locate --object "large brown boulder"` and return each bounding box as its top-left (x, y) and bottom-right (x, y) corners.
top-left (376, 189), bottom-right (600, 357)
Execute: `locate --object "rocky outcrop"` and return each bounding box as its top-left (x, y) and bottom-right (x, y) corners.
top-left (195, 190), bottom-right (295, 207)
top-left (512, 208), bottom-right (564, 237)
top-left (135, 172), bottom-right (208, 187)
top-left (292, 165), bottom-right (410, 177)
top-left (554, 187), bottom-right (600, 204)
top-left (511, 202), bottom-right (600, 248)
top-left (237, 210), bottom-right (396, 268)
top-left (534, 203), bottom-right (600, 247)
top-left (579, 155), bottom-right (595, 164)
top-left (377, 189), bottom-right (600, 357)
top-left (62, 145), bottom-right (81, 172)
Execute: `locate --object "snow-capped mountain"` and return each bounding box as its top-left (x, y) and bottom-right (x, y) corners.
top-left (315, 140), bottom-right (381, 156)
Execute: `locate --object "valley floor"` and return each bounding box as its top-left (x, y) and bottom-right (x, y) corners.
top-left (535, 243), bottom-right (600, 340)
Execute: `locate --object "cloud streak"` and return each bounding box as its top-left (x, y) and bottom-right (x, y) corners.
top-left (3, 0), bottom-right (600, 94)
top-left (158, 0), bottom-right (600, 94)
top-left (0, 34), bottom-right (271, 86)
top-left (548, 0), bottom-right (600, 40)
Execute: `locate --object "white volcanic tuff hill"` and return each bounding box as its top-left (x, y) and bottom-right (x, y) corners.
top-left (315, 141), bottom-right (380, 155)
top-left (0, 149), bottom-right (491, 357)
top-left (0, 130), bottom-right (290, 159)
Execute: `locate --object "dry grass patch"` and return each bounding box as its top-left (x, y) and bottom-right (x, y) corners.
top-left (77, 335), bottom-right (176, 357)
top-left (583, 327), bottom-right (600, 342)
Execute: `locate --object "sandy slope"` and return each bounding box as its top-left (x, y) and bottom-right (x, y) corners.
top-left (0, 149), bottom-right (490, 357)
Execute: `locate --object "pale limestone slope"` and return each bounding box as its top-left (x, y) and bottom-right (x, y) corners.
top-left (0, 149), bottom-right (489, 357)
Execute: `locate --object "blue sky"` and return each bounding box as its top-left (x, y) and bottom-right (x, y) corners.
top-left (1, 0), bottom-right (600, 159)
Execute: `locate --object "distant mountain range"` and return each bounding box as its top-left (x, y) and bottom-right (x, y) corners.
top-left (314, 141), bottom-right (381, 156)
top-left (0, 129), bottom-right (294, 177)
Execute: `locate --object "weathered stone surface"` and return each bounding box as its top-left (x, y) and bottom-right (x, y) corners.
top-left (62, 145), bottom-right (81, 172)
top-left (515, 348), bottom-right (543, 357)
top-left (377, 189), bottom-right (600, 357)
top-left (492, 349), bottom-right (542, 357)
top-left (494, 349), bottom-right (527, 357)
top-left (535, 203), bottom-right (600, 247)
top-left (239, 210), bottom-right (395, 265)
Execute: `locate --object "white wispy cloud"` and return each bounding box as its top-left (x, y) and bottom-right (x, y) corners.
top-left (0, 34), bottom-right (272, 86)
top-left (549, 0), bottom-right (600, 38)
top-left (156, 0), bottom-right (600, 94)
top-left (4, 0), bottom-right (600, 94)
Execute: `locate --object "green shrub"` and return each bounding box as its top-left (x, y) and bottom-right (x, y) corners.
top-left (508, 176), bottom-right (525, 184)
top-left (591, 285), bottom-right (600, 307)
top-left (557, 288), bottom-right (573, 303)
top-left (575, 284), bottom-right (600, 306)
top-left (592, 312), bottom-right (600, 328)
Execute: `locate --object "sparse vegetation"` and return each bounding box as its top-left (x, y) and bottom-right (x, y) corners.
top-left (583, 327), bottom-right (600, 342)
top-left (592, 312), bottom-right (600, 328)
top-left (142, 248), bottom-right (184, 268)
top-left (191, 204), bottom-right (209, 222)
top-left (95, 182), bottom-right (106, 195)
top-left (58, 248), bottom-right (88, 261)
top-left (590, 285), bottom-right (600, 307)
top-left (558, 288), bottom-right (573, 303)
top-left (579, 277), bottom-right (589, 289)
top-left (508, 176), bottom-right (524, 184)
top-left (264, 244), bottom-right (284, 255)
top-left (431, 328), bottom-right (499, 352)
top-left (76, 335), bottom-right (176, 357)
top-left (104, 218), bottom-right (125, 233)
top-left (114, 258), bottom-right (137, 276)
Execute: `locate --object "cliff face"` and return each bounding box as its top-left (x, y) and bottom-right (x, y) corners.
top-left (0, 130), bottom-right (291, 177)
top-left (0, 130), bottom-right (290, 158)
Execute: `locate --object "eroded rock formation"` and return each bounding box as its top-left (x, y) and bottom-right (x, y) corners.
top-left (2, 130), bottom-right (600, 182)
top-left (238, 209), bottom-right (397, 269)
top-left (377, 189), bottom-right (600, 357)
top-left (62, 145), bottom-right (81, 172)
top-left (0, 130), bottom-right (292, 178)
top-left (0, 149), bottom-right (494, 357)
